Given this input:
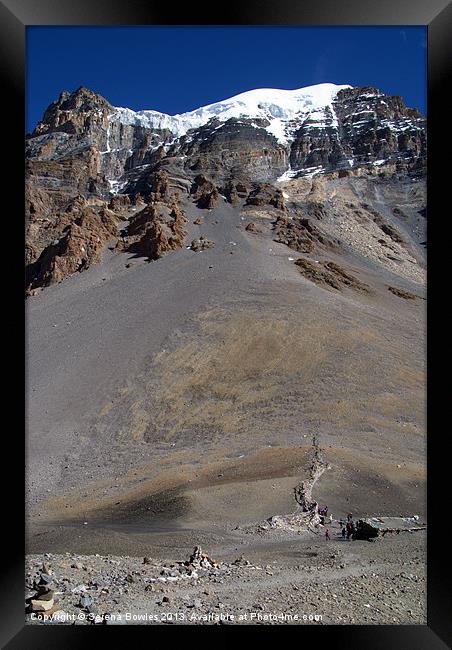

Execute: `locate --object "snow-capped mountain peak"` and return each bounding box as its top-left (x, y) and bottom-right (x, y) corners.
top-left (110, 83), bottom-right (353, 144)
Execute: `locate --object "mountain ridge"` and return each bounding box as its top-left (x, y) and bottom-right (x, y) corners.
top-left (106, 83), bottom-right (354, 143)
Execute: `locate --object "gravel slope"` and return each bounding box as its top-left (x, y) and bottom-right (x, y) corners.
top-left (26, 176), bottom-right (426, 624)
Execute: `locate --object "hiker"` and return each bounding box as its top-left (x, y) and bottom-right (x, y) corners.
top-left (347, 513), bottom-right (353, 521)
top-left (346, 522), bottom-right (353, 540)
top-left (341, 526), bottom-right (346, 539)
top-left (325, 529), bottom-right (330, 541)
top-left (121, 227), bottom-right (128, 242)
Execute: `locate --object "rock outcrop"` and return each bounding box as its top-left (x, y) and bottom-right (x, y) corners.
top-left (245, 222), bottom-right (262, 233)
top-left (245, 183), bottom-right (285, 210)
top-left (274, 215), bottom-right (339, 253)
top-left (388, 286), bottom-right (419, 300)
top-left (221, 180), bottom-right (248, 205)
top-left (126, 202), bottom-right (187, 261)
top-left (294, 258), bottom-right (370, 292)
top-left (178, 117), bottom-right (288, 183)
top-left (190, 175), bottom-right (219, 209)
top-left (26, 202), bottom-right (119, 293)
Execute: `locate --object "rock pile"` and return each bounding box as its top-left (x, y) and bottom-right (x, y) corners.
top-left (26, 567), bottom-right (57, 615)
top-left (24, 550), bottom-right (262, 625)
top-left (185, 547), bottom-right (219, 570)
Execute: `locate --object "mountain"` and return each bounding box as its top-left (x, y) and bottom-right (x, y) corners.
top-left (25, 83), bottom-right (426, 293)
top-left (26, 84), bottom-right (426, 573)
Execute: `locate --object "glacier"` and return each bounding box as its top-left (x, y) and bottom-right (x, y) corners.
top-left (109, 83), bottom-right (352, 145)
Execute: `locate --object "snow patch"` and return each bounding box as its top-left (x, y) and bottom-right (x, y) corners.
top-left (277, 168), bottom-right (299, 182)
top-left (299, 165), bottom-right (325, 178)
top-left (108, 179), bottom-right (128, 195)
top-left (99, 115), bottom-right (116, 154)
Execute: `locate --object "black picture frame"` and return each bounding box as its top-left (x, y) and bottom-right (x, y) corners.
top-left (2, 0), bottom-right (450, 645)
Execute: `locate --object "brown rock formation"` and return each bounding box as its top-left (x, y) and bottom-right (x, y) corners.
top-left (108, 194), bottom-right (131, 212)
top-left (190, 175), bottom-right (219, 209)
top-left (24, 84), bottom-right (426, 295)
top-left (245, 183), bottom-right (285, 211)
top-left (198, 190), bottom-right (219, 210)
top-left (274, 215), bottom-right (339, 253)
top-left (149, 171), bottom-right (170, 201)
top-left (26, 204), bottom-right (119, 293)
top-left (127, 202), bottom-right (187, 261)
top-left (388, 286), bottom-right (418, 300)
top-left (222, 180), bottom-right (248, 204)
top-left (295, 258), bottom-right (370, 292)
top-left (245, 222), bottom-right (261, 233)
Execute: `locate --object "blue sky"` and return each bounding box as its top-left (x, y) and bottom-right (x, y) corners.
top-left (26, 26), bottom-right (426, 133)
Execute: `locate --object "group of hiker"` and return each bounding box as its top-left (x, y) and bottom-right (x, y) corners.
top-left (323, 511), bottom-right (356, 541)
top-left (318, 505), bottom-right (333, 525)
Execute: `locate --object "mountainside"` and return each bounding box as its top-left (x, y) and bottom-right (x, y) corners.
top-left (25, 83), bottom-right (425, 293)
top-left (26, 85), bottom-right (426, 612)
